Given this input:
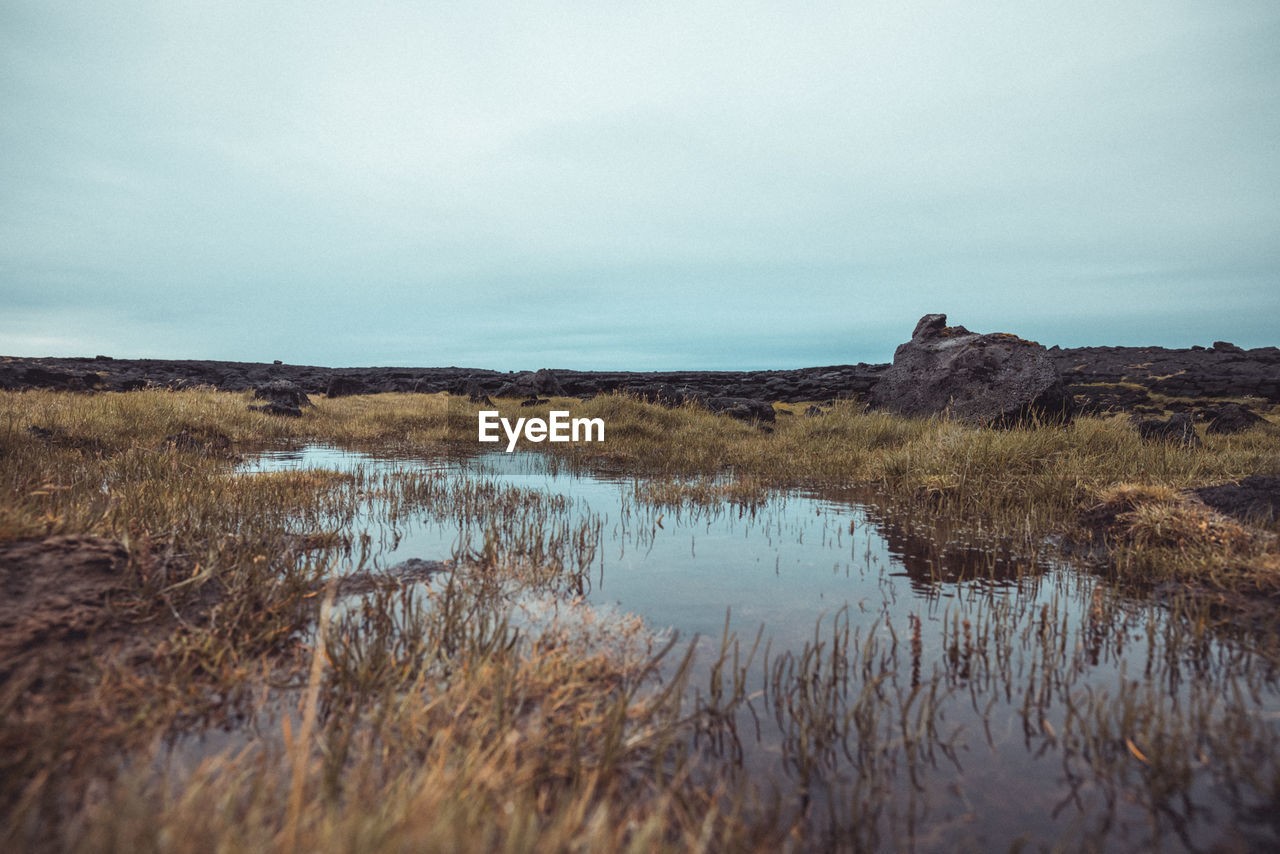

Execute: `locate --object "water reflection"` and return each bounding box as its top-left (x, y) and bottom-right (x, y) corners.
top-left (237, 445), bottom-right (1280, 852)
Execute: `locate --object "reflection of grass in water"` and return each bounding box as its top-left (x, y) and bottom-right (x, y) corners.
top-left (2, 388), bottom-right (1279, 852)
top-left (735, 587), bottom-right (1280, 851)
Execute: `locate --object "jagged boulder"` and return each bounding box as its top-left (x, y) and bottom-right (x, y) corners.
top-left (868, 314), bottom-right (1074, 425)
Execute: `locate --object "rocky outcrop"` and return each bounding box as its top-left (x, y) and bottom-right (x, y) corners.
top-left (1, 332), bottom-right (1274, 412)
top-left (868, 314), bottom-right (1074, 425)
top-left (1051, 343), bottom-right (1280, 405)
top-left (0, 356), bottom-right (888, 403)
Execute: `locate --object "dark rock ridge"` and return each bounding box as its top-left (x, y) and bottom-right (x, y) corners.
top-left (1049, 343), bottom-right (1280, 407)
top-left (0, 356), bottom-right (887, 404)
top-left (868, 314), bottom-right (1074, 425)
top-left (2, 329), bottom-right (1277, 413)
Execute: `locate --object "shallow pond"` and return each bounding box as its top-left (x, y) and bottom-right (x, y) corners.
top-left (237, 445), bottom-right (1280, 852)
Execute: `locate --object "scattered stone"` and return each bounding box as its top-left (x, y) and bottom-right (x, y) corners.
top-left (1193, 476), bottom-right (1280, 523)
top-left (804, 405), bottom-right (825, 417)
top-left (869, 314), bottom-right (1074, 425)
top-left (1131, 412), bottom-right (1202, 446)
top-left (1206, 403), bottom-right (1267, 435)
top-left (520, 397), bottom-right (551, 407)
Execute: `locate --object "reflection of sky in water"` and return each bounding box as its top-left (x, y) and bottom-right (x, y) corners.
top-left (243, 446), bottom-right (1280, 852)
top-left (244, 447), bottom-right (1020, 647)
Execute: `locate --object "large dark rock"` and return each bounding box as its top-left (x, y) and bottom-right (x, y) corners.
top-left (868, 314), bottom-right (1074, 425)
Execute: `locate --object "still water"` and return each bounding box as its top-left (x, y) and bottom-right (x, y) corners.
top-left (241, 445), bottom-right (1280, 852)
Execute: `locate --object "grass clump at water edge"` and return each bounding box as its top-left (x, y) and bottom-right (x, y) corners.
top-left (2, 387), bottom-right (1280, 852)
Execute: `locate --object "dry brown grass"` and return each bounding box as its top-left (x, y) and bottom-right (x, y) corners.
top-left (3, 388), bottom-right (1280, 852)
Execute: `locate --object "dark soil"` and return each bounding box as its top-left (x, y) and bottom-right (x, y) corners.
top-left (1194, 476), bottom-right (1280, 524)
top-left (0, 535), bottom-right (132, 685)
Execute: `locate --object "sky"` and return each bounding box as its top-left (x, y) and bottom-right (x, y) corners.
top-left (2, 1), bottom-right (1278, 370)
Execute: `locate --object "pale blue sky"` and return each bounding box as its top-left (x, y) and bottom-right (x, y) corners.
top-left (2, 1), bottom-right (1277, 369)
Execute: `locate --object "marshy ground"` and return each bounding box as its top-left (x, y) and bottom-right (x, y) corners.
top-left (2, 389), bottom-right (1279, 852)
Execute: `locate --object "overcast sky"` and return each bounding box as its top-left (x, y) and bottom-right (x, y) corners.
top-left (2, 1), bottom-right (1277, 369)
